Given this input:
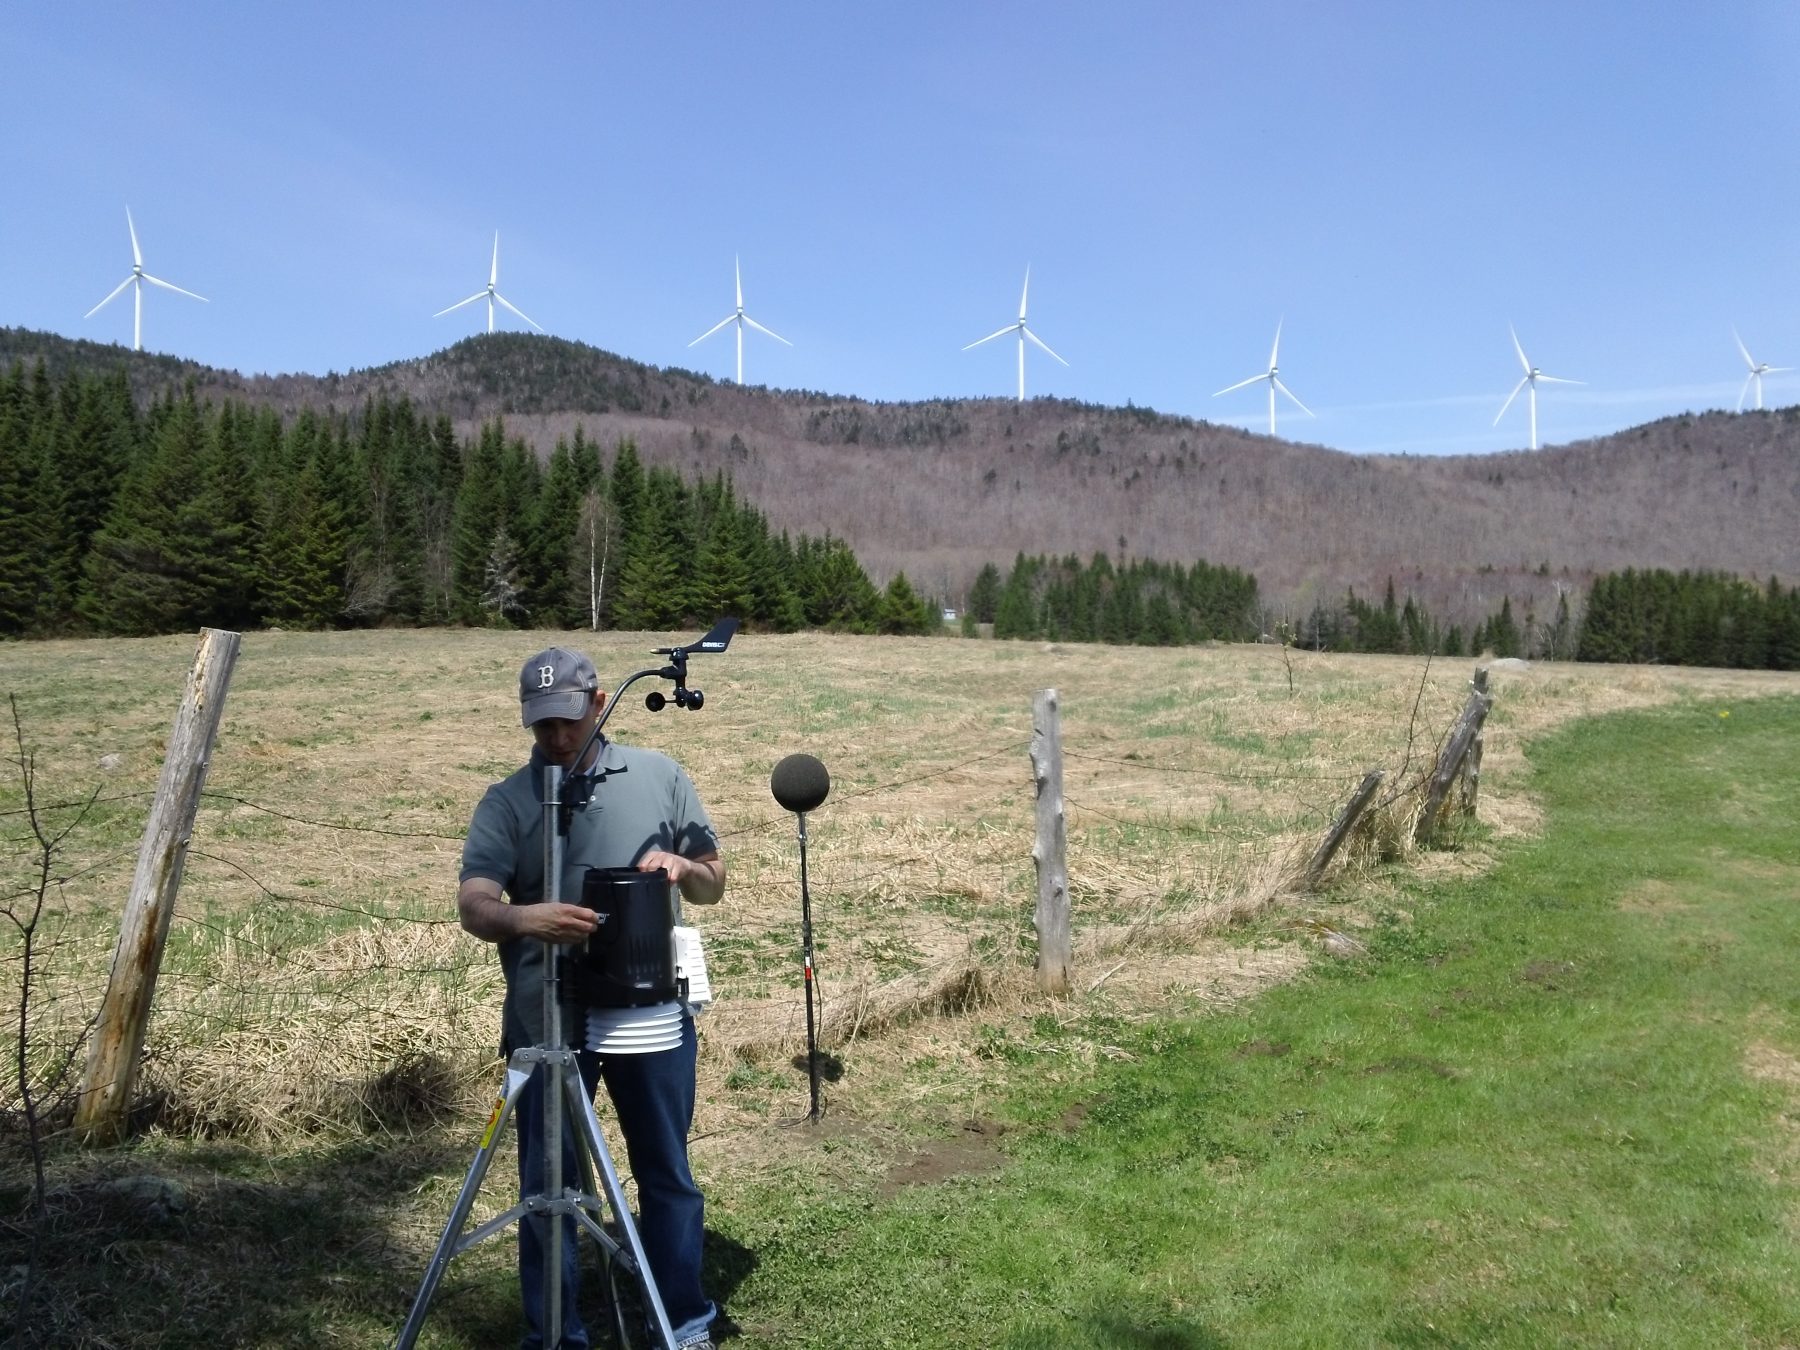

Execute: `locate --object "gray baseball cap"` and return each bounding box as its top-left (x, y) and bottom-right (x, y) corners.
top-left (518, 647), bottom-right (600, 726)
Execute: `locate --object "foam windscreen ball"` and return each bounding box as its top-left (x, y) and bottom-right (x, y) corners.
top-left (770, 753), bottom-right (830, 814)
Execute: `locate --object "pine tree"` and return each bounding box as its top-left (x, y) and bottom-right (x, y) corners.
top-left (451, 421), bottom-right (506, 622)
top-left (79, 385), bottom-right (211, 634)
top-left (526, 436), bottom-right (587, 625)
top-left (967, 563), bottom-right (1001, 624)
top-left (0, 364), bottom-right (46, 632)
top-left (878, 571), bottom-right (932, 634)
top-left (1489, 597), bottom-right (1521, 657)
top-left (196, 400), bottom-right (263, 629)
top-left (993, 553), bottom-right (1042, 640)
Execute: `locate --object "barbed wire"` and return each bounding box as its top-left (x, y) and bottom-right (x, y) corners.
top-left (716, 738), bottom-right (1028, 839)
top-left (1063, 793), bottom-right (1303, 845)
top-left (198, 791), bottom-right (467, 841)
top-left (185, 848), bottom-right (460, 926)
top-left (1061, 747), bottom-right (1362, 784)
top-left (0, 790), bottom-right (155, 820)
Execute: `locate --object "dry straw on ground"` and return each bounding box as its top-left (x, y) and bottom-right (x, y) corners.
top-left (3, 630), bottom-right (1795, 1148)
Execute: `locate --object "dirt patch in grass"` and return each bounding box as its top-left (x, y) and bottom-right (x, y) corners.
top-left (1620, 879), bottom-right (1696, 917)
top-left (878, 1118), bottom-right (1010, 1196)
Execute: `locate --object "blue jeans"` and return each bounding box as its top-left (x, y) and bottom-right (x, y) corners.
top-left (515, 1017), bottom-right (714, 1349)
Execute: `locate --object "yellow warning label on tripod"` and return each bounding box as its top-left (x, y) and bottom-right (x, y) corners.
top-left (479, 1096), bottom-right (505, 1149)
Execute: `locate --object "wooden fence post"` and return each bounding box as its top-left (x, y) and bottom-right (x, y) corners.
top-left (75, 628), bottom-right (242, 1142)
top-left (1415, 666), bottom-right (1493, 846)
top-left (1457, 667), bottom-right (1489, 816)
top-left (1030, 688), bottom-right (1070, 995)
top-left (1302, 769), bottom-right (1386, 890)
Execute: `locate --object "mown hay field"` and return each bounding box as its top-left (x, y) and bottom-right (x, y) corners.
top-left (5, 628), bottom-right (1794, 1156)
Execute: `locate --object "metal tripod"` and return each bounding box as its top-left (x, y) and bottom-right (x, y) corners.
top-left (396, 764), bottom-right (677, 1350)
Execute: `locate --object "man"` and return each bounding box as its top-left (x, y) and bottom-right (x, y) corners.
top-left (458, 645), bottom-right (725, 1350)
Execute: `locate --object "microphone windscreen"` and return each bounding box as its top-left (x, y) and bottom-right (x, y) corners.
top-left (771, 753), bottom-right (830, 814)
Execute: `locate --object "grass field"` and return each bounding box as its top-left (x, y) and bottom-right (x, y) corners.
top-left (2, 630), bottom-right (1796, 1345)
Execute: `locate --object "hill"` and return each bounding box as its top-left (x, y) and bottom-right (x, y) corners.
top-left (4, 327), bottom-right (1796, 626)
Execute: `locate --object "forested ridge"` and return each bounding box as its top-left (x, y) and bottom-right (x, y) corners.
top-left (0, 360), bottom-right (1266, 645)
top-left (4, 327), bottom-right (1795, 642)
top-left (2, 327), bottom-right (1796, 668)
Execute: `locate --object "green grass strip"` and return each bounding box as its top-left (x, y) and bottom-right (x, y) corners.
top-left (719, 697), bottom-right (1800, 1348)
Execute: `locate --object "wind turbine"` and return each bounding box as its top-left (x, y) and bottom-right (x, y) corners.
top-left (1494, 325), bottom-right (1581, 451)
top-left (84, 208), bottom-right (207, 353)
top-left (1214, 319), bottom-right (1312, 436)
top-left (963, 266), bottom-right (1067, 402)
top-left (434, 232), bottom-right (542, 334)
top-left (688, 256), bottom-right (790, 385)
top-left (1733, 329), bottom-right (1788, 412)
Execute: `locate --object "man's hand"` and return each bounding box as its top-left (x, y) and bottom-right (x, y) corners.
top-left (637, 849), bottom-right (726, 905)
top-left (458, 878), bottom-right (598, 944)
top-left (518, 902), bottom-right (600, 944)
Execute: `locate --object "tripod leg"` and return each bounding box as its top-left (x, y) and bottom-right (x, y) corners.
top-left (563, 1070), bottom-right (680, 1350)
top-left (395, 1058), bottom-right (534, 1350)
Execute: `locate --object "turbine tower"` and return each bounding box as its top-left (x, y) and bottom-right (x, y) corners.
top-left (1494, 325), bottom-right (1581, 451)
top-left (963, 266), bottom-right (1067, 402)
top-left (688, 256), bottom-right (790, 385)
top-left (84, 208), bottom-right (207, 353)
top-left (1733, 329), bottom-right (1788, 412)
top-left (1214, 319), bottom-right (1312, 436)
top-left (434, 232), bottom-right (542, 334)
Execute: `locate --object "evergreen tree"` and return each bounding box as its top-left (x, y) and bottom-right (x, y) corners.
top-left (80, 385), bottom-right (213, 634)
top-left (451, 421), bottom-right (506, 622)
top-left (994, 553), bottom-right (1041, 640)
top-left (803, 537), bottom-right (880, 632)
top-left (0, 364), bottom-right (47, 632)
top-left (878, 571), bottom-right (933, 635)
top-left (526, 436), bottom-right (588, 625)
top-left (1489, 597), bottom-right (1522, 657)
top-left (967, 562), bottom-right (1001, 624)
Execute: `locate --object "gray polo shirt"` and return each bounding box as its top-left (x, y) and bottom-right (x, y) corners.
top-left (460, 738), bottom-right (718, 1052)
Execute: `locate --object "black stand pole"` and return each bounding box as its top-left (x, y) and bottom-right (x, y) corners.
top-left (797, 809), bottom-right (822, 1122)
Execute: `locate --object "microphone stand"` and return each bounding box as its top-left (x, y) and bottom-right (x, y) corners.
top-left (796, 807), bottom-right (822, 1122)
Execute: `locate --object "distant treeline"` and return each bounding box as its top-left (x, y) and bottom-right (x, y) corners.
top-left (1287, 573), bottom-right (1799, 671)
top-left (963, 553), bottom-right (1263, 645)
top-left (0, 361), bottom-right (938, 637)
top-left (1577, 567), bottom-right (1800, 669)
top-left (5, 359), bottom-right (1796, 672)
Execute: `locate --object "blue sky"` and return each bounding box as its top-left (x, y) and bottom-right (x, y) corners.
top-left (4, 2), bottom-right (1797, 454)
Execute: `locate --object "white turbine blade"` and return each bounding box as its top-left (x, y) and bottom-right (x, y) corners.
top-left (1495, 375), bottom-right (1530, 424)
top-left (1019, 265), bottom-right (1031, 321)
top-left (1268, 317), bottom-right (1284, 372)
top-left (141, 273), bottom-right (208, 302)
top-left (735, 255), bottom-right (743, 311)
top-left (1733, 328), bottom-right (1756, 371)
top-left (963, 323), bottom-right (1018, 351)
top-left (1272, 376), bottom-right (1313, 417)
top-left (494, 292), bottom-right (544, 332)
top-left (1534, 374), bottom-right (1583, 386)
top-left (126, 207), bottom-right (143, 267)
top-left (1213, 372), bottom-right (1266, 397)
top-left (689, 314), bottom-right (737, 346)
top-left (1509, 324), bottom-right (1531, 375)
top-left (742, 314), bottom-right (792, 346)
top-left (1762, 365), bottom-right (1792, 374)
top-left (1738, 374), bottom-right (1754, 413)
top-left (434, 291), bottom-right (489, 317)
top-left (85, 275), bottom-right (135, 318)
top-left (1023, 326), bottom-right (1069, 366)
top-left (490, 233), bottom-right (500, 287)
